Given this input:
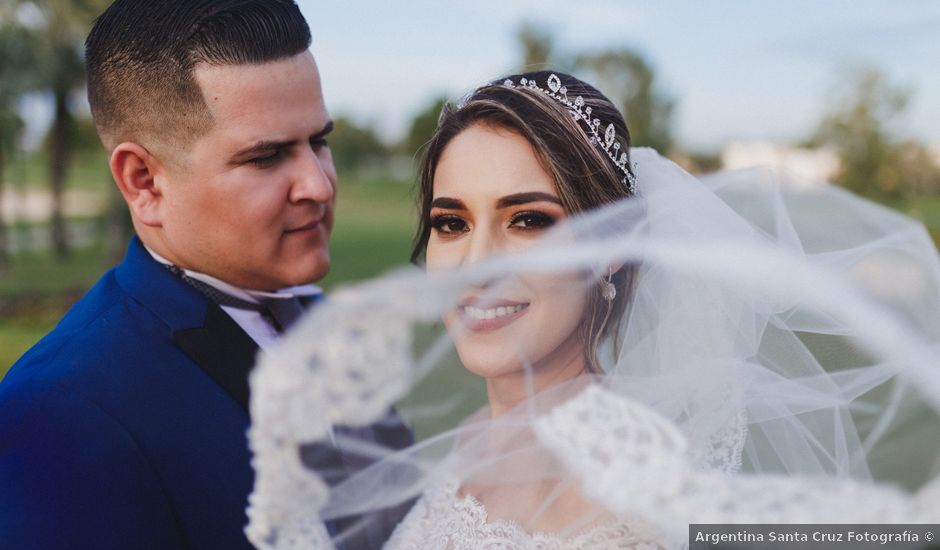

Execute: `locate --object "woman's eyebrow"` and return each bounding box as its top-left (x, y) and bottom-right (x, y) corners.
top-left (497, 192), bottom-right (562, 208)
top-left (431, 197), bottom-right (466, 210)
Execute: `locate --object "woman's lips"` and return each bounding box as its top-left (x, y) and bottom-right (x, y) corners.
top-left (456, 300), bottom-right (530, 332)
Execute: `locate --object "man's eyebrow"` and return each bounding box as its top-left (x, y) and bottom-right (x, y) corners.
top-left (231, 139), bottom-right (297, 162)
top-left (496, 192), bottom-right (562, 208)
top-left (430, 197), bottom-right (466, 210)
top-left (230, 120), bottom-right (336, 162)
top-left (311, 120), bottom-right (334, 141)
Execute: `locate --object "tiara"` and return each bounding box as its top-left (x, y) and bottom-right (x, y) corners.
top-left (502, 74), bottom-right (637, 194)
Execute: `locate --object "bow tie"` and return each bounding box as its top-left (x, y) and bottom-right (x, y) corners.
top-left (164, 264), bottom-right (306, 333)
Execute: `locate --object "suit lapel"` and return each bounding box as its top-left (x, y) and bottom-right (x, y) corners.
top-left (114, 237), bottom-right (412, 543)
top-left (172, 303), bottom-right (259, 412)
top-left (114, 237), bottom-right (263, 412)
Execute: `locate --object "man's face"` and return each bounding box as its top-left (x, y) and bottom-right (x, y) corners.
top-left (154, 52), bottom-right (336, 291)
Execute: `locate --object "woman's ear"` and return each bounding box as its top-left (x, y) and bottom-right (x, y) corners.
top-left (598, 262), bottom-right (627, 281)
top-left (110, 142), bottom-right (164, 227)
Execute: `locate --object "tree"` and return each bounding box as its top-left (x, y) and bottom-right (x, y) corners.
top-left (12, 0), bottom-right (110, 259)
top-left (0, 107), bottom-right (23, 272)
top-left (810, 69), bottom-right (939, 200)
top-left (400, 96), bottom-right (447, 162)
top-left (517, 21), bottom-right (556, 70)
top-left (326, 116), bottom-right (389, 176)
top-left (0, 22), bottom-right (35, 269)
top-left (575, 50), bottom-right (675, 154)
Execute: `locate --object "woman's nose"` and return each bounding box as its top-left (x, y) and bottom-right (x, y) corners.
top-left (461, 227), bottom-right (501, 266)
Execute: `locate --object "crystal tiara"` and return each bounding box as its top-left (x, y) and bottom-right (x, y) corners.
top-left (502, 74), bottom-right (637, 194)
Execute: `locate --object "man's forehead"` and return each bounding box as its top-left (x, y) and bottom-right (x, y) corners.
top-left (194, 52), bottom-right (323, 112)
top-left (193, 52), bottom-right (327, 139)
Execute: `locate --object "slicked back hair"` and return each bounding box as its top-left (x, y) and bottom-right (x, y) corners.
top-left (85, 0), bottom-right (311, 152)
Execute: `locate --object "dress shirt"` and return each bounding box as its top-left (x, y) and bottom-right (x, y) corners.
top-left (145, 246), bottom-right (322, 350)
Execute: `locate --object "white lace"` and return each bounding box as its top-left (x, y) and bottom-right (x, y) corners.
top-left (385, 480), bottom-right (666, 550)
top-left (533, 385), bottom-right (940, 541)
top-left (246, 289), bottom-right (422, 550)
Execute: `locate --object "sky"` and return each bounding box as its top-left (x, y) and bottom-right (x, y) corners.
top-left (297, 0), bottom-right (940, 154)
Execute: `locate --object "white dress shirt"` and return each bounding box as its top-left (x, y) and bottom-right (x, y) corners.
top-left (145, 246), bottom-right (322, 350)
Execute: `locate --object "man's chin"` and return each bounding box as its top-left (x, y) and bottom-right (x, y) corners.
top-left (304, 264), bottom-right (330, 286)
top-left (287, 256), bottom-right (330, 287)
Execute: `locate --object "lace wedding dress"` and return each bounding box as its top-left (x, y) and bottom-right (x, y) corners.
top-left (385, 478), bottom-right (665, 549)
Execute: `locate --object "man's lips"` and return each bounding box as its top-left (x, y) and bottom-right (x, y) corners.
top-left (285, 220), bottom-right (321, 233)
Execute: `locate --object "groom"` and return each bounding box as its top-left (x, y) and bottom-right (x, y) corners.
top-left (0, 1), bottom-right (411, 548)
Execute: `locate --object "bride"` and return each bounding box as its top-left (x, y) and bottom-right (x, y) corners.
top-left (246, 72), bottom-right (940, 549)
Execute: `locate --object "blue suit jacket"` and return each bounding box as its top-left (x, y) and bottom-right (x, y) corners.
top-left (0, 237), bottom-right (413, 549)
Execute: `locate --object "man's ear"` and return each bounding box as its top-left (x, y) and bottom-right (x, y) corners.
top-left (110, 142), bottom-right (165, 227)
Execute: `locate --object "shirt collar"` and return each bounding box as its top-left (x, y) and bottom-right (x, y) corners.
top-left (144, 245), bottom-right (322, 303)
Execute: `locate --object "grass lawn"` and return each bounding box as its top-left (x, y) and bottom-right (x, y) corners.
top-left (0, 318), bottom-right (57, 378)
top-left (320, 176), bottom-right (418, 288)
top-left (0, 242), bottom-right (119, 378)
top-left (905, 195), bottom-right (940, 240)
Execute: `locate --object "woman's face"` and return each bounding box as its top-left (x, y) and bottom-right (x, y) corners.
top-left (426, 123), bottom-right (590, 380)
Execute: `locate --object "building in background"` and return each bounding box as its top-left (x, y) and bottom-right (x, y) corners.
top-left (721, 141), bottom-right (840, 187)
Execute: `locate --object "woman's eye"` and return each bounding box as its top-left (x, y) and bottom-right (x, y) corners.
top-left (430, 215), bottom-right (468, 235)
top-left (509, 212), bottom-right (556, 230)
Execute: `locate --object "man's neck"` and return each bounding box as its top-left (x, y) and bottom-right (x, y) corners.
top-left (144, 245), bottom-right (321, 302)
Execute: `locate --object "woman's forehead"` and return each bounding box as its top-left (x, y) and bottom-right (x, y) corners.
top-left (433, 125), bottom-right (557, 201)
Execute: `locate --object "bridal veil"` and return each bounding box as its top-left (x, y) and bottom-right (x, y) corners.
top-left (246, 148), bottom-right (940, 548)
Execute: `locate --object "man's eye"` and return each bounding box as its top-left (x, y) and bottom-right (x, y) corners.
top-left (430, 215), bottom-right (468, 235)
top-left (248, 151), bottom-right (282, 167)
top-left (311, 138), bottom-right (330, 150)
top-left (509, 211), bottom-right (556, 230)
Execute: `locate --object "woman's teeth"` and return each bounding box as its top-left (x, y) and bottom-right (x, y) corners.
top-left (462, 304), bottom-right (526, 320)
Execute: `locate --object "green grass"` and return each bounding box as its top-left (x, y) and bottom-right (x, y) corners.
top-left (0, 243), bottom-right (116, 298)
top-left (0, 318), bottom-right (57, 379)
top-left (905, 196), bottom-right (940, 233)
top-left (0, 242), bottom-right (120, 376)
top-left (320, 176), bottom-right (417, 288)
top-left (399, 326), bottom-right (488, 440)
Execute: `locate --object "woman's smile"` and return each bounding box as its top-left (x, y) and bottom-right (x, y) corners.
top-left (456, 298), bottom-right (530, 332)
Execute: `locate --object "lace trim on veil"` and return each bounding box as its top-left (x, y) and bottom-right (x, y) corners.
top-left (533, 385), bottom-right (938, 538)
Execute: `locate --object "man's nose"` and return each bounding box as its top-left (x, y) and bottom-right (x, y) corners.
top-left (289, 147), bottom-right (334, 204)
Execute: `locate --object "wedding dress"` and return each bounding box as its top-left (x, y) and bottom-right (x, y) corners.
top-left (245, 149), bottom-right (940, 549)
top-left (384, 477), bottom-right (666, 549)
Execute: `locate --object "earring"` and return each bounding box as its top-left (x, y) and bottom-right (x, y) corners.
top-left (601, 266), bottom-right (616, 302)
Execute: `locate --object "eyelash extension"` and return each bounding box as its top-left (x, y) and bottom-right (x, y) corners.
top-left (509, 211), bottom-right (557, 230)
top-left (429, 214), bottom-right (468, 234)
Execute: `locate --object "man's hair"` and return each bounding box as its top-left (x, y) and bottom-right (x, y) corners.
top-left (85, 0), bottom-right (311, 151)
